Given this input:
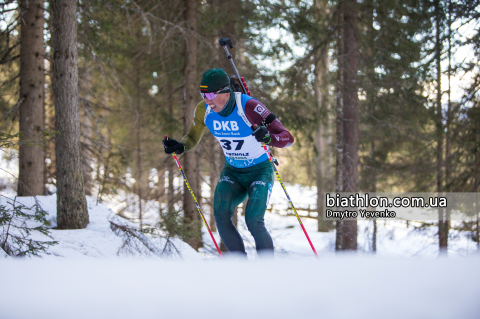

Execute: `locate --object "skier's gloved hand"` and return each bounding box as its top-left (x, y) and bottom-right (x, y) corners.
top-left (251, 125), bottom-right (271, 145)
top-left (163, 137), bottom-right (185, 154)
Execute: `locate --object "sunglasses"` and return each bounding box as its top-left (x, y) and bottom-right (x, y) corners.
top-left (199, 85), bottom-right (230, 100)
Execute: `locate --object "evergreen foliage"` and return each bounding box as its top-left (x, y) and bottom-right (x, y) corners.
top-left (0, 196), bottom-right (57, 257)
top-left (0, 1), bottom-right (21, 132)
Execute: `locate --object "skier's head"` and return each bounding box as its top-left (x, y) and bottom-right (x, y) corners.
top-left (199, 68), bottom-right (231, 113)
top-left (199, 68), bottom-right (230, 95)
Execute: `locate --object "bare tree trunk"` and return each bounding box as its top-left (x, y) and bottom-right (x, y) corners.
top-left (195, 144), bottom-right (204, 249)
top-left (167, 88), bottom-right (176, 215)
top-left (53, 0), bottom-right (88, 229)
top-left (336, 0), bottom-right (359, 251)
top-left (209, 136), bottom-right (218, 231)
top-left (342, 0), bottom-right (359, 195)
top-left (314, 51), bottom-right (332, 232)
top-left (18, 0), bottom-right (45, 196)
top-left (183, 0), bottom-right (201, 250)
top-left (135, 65), bottom-right (143, 230)
top-left (82, 105), bottom-right (93, 196)
top-left (196, 143), bottom-right (203, 206)
top-left (335, 0), bottom-right (345, 251)
top-left (44, 0), bottom-right (55, 194)
top-left (136, 120), bottom-right (143, 230)
top-left (44, 56), bottom-right (56, 193)
top-left (365, 0), bottom-right (377, 253)
top-left (335, 1), bottom-right (345, 195)
top-left (95, 93), bottom-right (111, 204)
top-left (313, 0), bottom-right (332, 233)
top-left (167, 160), bottom-right (175, 213)
top-left (78, 1), bottom-right (93, 197)
top-left (80, 64), bottom-right (93, 196)
top-left (443, 0), bottom-right (453, 255)
top-left (157, 167), bottom-right (166, 208)
top-left (435, 0), bottom-right (447, 255)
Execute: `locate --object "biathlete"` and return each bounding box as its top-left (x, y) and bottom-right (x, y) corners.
top-left (163, 68), bottom-right (294, 257)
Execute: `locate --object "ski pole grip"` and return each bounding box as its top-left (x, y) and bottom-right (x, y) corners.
top-left (219, 38), bottom-right (233, 48)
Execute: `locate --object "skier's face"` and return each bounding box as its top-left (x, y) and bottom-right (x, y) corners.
top-left (204, 92), bottom-right (230, 113)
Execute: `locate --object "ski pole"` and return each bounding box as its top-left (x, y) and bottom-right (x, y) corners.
top-left (165, 135), bottom-right (223, 258)
top-left (253, 126), bottom-right (319, 258)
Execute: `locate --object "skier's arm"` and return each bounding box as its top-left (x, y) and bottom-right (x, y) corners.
top-left (244, 99), bottom-right (294, 148)
top-left (180, 101), bottom-right (208, 152)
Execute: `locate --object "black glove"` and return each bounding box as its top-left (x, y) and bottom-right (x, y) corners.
top-left (251, 125), bottom-right (271, 145)
top-left (163, 137), bottom-right (185, 154)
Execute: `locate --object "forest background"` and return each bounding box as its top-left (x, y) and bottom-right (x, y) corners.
top-left (1, 0), bottom-right (479, 254)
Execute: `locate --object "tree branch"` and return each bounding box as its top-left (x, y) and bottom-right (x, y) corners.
top-left (3, 97), bottom-right (24, 121)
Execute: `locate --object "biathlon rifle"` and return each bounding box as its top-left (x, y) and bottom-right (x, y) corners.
top-left (219, 38), bottom-right (251, 96)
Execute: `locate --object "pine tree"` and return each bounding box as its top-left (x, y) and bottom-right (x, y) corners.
top-left (336, 0), bottom-right (360, 251)
top-left (182, 0), bottom-right (203, 250)
top-left (17, 0), bottom-right (45, 196)
top-left (52, 0), bottom-right (89, 229)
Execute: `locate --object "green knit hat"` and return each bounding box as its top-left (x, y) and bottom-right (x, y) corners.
top-left (200, 68), bottom-right (230, 93)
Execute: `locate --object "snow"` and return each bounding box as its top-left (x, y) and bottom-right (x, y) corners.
top-left (0, 194), bottom-right (201, 260)
top-left (2, 152), bottom-right (480, 318)
top-left (1, 193), bottom-right (479, 319)
top-left (1, 257), bottom-right (479, 318)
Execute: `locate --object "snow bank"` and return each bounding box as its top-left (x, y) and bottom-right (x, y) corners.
top-left (0, 194), bottom-right (201, 260)
top-left (1, 256), bottom-right (479, 319)
top-left (2, 154), bottom-right (480, 318)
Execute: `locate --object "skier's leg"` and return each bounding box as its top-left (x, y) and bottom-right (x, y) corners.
top-left (213, 169), bottom-right (248, 255)
top-left (244, 172), bottom-right (275, 257)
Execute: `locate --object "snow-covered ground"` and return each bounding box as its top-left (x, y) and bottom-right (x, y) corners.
top-left (1, 256), bottom-right (480, 318)
top-left (0, 193), bottom-right (201, 260)
top-left (2, 152), bottom-right (480, 318)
